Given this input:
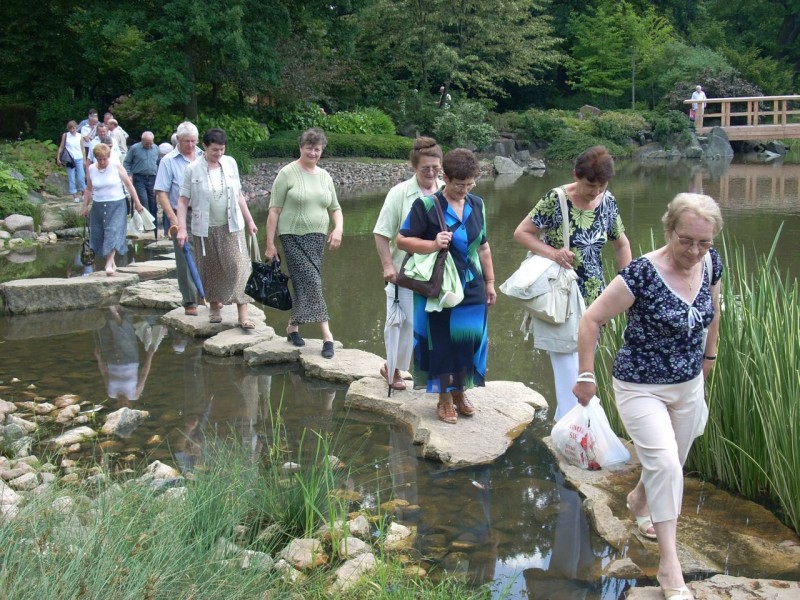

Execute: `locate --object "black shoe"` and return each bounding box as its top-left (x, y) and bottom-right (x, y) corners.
top-left (321, 341), bottom-right (334, 359)
top-left (287, 331), bottom-right (305, 347)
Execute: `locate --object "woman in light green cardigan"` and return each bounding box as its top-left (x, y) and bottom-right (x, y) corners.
top-left (266, 128), bottom-right (343, 359)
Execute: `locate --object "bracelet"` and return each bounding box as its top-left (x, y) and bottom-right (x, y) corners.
top-left (576, 371), bottom-right (596, 383)
top-left (703, 355), bottom-right (717, 361)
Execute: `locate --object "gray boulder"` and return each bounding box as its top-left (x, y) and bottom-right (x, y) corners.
top-left (3, 214), bottom-right (34, 233)
top-left (765, 140), bottom-right (787, 155)
top-left (45, 172), bottom-right (70, 195)
top-left (0, 273), bottom-right (138, 314)
top-left (119, 279), bottom-right (183, 309)
top-left (493, 155), bottom-right (524, 175)
top-left (702, 127), bottom-right (734, 159)
top-left (486, 138), bottom-right (516, 157)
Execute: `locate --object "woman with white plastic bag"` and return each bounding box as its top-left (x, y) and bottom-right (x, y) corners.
top-left (512, 146), bottom-right (631, 421)
top-left (572, 194), bottom-right (724, 600)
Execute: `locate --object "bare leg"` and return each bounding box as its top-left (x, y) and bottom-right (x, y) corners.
top-left (627, 480), bottom-right (656, 538)
top-left (655, 518), bottom-right (690, 595)
top-left (319, 320), bottom-right (333, 342)
top-left (104, 250), bottom-right (117, 276)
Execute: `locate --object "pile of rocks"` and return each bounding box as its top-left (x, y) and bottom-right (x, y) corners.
top-left (0, 214), bottom-right (57, 252)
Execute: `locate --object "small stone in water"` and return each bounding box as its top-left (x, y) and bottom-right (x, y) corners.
top-left (471, 480), bottom-right (485, 490)
top-left (146, 435), bottom-right (162, 446)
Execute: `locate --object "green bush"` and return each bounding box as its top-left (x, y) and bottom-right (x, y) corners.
top-left (645, 110), bottom-right (692, 145)
top-left (0, 164), bottom-right (30, 218)
top-left (0, 140), bottom-right (59, 191)
top-left (382, 89), bottom-right (441, 137)
top-left (109, 94), bottom-right (183, 142)
top-left (543, 129), bottom-right (628, 160)
top-left (33, 93), bottom-right (93, 143)
top-left (595, 111), bottom-right (649, 145)
top-left (324, 107), bottom-right (396, 135)
top-left (433, 100), bottom-right (497, 149)
top-left (194, 114), bottom-right (270, 143)
top-left (226, 143), bottom-right (253, 175)
top-left (519, 109), bottom-right (568, 142)
top-left (250, 133), bottom-right (413, 159)
top-left (260, 102), bottom-right (325, 133)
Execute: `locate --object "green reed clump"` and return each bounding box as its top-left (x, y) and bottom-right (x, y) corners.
top-left (595, 231), bottom-right (799, 534)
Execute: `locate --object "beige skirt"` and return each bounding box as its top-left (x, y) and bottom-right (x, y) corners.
top-left (193, 226), bottom-right (251, 305)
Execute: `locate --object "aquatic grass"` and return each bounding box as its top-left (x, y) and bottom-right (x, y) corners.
top-left (595, 230), bottom-right (800, 534)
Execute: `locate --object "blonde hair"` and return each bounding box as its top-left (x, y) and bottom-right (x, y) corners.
top-left (92, 143), bottom-right (111, 159)
top-left (662, 193), bottom-right (724, 237)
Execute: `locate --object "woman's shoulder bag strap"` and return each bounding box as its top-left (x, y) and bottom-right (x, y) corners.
top-left (554, 186), bottom-right (570, 249)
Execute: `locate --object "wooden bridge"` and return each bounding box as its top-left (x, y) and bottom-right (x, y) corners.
top-left (684, 94), bottom-right (800, 140)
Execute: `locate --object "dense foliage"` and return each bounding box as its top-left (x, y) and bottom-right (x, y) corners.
top-left (0, 0), bottom-right (796, 142)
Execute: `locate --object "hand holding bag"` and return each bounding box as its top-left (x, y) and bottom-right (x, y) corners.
top-left (245, 236), bottom-right (292, 311)
top-left (58, 138), bottom-right (75, 169)
top-left (396, 195), bottom-right (449, 298)
top-left (80, 217), bottom-right (95, 266)
top-left (500, 186), bottom-right (574, 324)
top-left (551, 397), bottom-right (630, 469)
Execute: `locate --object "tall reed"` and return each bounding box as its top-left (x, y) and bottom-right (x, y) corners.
top-left (595, 231), bottom-right (800, 534)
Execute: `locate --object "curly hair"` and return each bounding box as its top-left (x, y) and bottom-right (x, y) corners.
top-left (299, 128), bottom-right (327, 148)
top-left (442, 148), bottom-right (480, 180)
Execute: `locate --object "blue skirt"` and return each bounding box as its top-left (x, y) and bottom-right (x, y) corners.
top-left (90, 198), bottom-right (128, 257)
top-left (411, 295), bottom-right (488, 393)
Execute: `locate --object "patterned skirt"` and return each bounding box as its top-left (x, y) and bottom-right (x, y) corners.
top-left (90, 198), bottom-right (128, 257)
top-left (412, 295), bottom-right (488, 393)
top-left (281, 233), bottom-right (328, 325)
top-left (193, 226), bottom-right (251, 305)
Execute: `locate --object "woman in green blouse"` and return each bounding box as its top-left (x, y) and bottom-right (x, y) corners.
top-left (266, 128), bottom-right (344, 359)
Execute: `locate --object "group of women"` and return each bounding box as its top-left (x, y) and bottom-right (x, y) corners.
top-left (72, 120), bottom-right (720, 598)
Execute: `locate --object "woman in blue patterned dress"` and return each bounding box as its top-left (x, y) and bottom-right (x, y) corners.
top-left (397, 149), bottom-right (496, 425)
top-left (513, 146), bottom-right (632, 421)
top-left (573, 193), bottom-right (724, 600)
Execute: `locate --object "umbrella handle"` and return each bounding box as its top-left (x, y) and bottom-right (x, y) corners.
top-left (168, 225), bottom-right (178, 240)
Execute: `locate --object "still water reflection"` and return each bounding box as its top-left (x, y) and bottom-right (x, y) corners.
top-left (1, 157), bottom-right (799, 598)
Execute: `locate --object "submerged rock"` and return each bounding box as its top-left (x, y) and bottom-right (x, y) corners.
top-left (101, 407), bottom-right (150, 437)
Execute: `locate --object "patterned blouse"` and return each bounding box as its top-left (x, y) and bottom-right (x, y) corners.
top-left (613, 248), bottom-right (723, 384)
top-left (529, 187), bottom-right (625, 303)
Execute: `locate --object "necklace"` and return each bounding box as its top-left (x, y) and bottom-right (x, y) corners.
top-left (206, 160), bottom-right (226, 202)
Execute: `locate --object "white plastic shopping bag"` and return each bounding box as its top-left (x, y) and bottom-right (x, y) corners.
top-left (551, 397), bottom-right (630, 469)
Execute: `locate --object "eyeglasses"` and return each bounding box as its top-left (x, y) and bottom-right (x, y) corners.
top-left (673, 231), bottom-right (713, 251)
top-left (418, 166), bottom-right (440, 173)
top-left (450, 181), bottom-right (476, 191)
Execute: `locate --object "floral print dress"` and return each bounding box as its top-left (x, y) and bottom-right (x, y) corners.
top-left (529, 187), bottom-right (626, 304)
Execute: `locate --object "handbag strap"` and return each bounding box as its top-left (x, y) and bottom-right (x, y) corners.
top-left (554, 186), bottom-right (570, 249)
top-left (432, 193), bottom-right (447, 233)
top-left (83, 215), bottom-right (89, 238)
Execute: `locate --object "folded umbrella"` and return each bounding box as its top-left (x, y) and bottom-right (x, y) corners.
top-left (384, 284), bottom-right (407, 397)
top-left (169, 225), bottom-right (206, 305)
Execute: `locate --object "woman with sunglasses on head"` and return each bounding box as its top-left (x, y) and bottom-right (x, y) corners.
top-left (513, 145), bottom-right (632, 422)
top-left (573, 193), bottom-right (724, 600)
top-left (374, 137), bottom-right (444, 390)
top-left (397, 148), bottom-right (496, 424)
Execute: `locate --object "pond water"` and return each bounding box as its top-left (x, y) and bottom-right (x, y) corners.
top-left (1, 156), bottom-right (799, 598)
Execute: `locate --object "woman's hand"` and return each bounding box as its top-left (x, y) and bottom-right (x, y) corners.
top-left (552, 247), bottom-right (576, 269)
top-left (134, 201), bottom-right (144, 213)
top-left (435, 230), bottom-right (452, 250)
top-left (265, 243), bottom-right (277, 261)
top-left (485, 281), bottom-right (497, 306)
top-left (328, 227), bottom-right (342, 250)
top-left (247, 220), bottom-right (258, 237)
top-left (176, 228), bottom-right (188, 249)
top-left (572, 380), bottom-right (596, 406)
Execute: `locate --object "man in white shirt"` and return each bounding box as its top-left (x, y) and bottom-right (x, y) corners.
top-left (690, 85), bottom-right (707, 122)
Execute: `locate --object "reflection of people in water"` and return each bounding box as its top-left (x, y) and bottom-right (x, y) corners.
top-left (172, 334), bottom-right (209, 473)
top-left (95, 306), bottom-right (155, 406)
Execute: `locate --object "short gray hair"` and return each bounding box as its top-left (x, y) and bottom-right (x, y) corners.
top-left (176, 121), bottom-right (199, 141)
top-left (662, 193), bottom-right (724, 237)
top-left (141, 131), bottom-right (155, 141)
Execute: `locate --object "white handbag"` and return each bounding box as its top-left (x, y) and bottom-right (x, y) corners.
top-left (500, 187), bottom-right (574, 324)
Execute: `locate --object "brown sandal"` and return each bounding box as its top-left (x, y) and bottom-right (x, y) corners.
top-left (452, 391), bottom-right (475, 416)
top-left (437, 402), bottom-right (457, 425)
top-left (380, 364), bottom-right (407, 391)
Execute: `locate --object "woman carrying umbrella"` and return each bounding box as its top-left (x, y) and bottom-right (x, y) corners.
top-left (374, 137), bottom-right (444, 393)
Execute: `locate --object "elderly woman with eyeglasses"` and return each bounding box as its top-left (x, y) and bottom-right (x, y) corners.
top-left (396, 148), bottom-right (496, 425)
top-left (373, 137), bottom-right (444, 390)
top-left (573, 193), bottom-right (724, 600)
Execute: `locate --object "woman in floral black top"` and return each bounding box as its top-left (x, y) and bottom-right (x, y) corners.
top-left (513, 146), bottom-right (631, 421)
top-left (573, 194), bottom-right (724, 600)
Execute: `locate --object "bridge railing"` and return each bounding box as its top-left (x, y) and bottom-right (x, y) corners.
top-left (683, 95), bottom-right (800, 140)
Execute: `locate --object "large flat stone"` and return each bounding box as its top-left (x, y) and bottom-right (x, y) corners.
top-left (345, 378), bottom-right (544, 468)
top-left (0, 273), bottom-right (139, 314)
top-left (244, 337), bottom-right (344, 366)
top-left (627, 575), bottom-right (800, 600)
top-left (161, 304), bottom-right (268, 339)
top-left (117, 259), bottom-right (176, 280)
top-left (120, 279), bottom-right (182, 309)
top-left (203, 325), bottom-right (276, 357)
top-left (301, 348), bottom-right (385, 384)
top-left (542, 435), bottom-right (800, 580)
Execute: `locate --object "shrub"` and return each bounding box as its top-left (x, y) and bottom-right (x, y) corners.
top-left (486, 110), bottom-right (527, 133)
top-left (0, 140), bottom-right (59, 192)
top-left (595, 111), bottom-right (649, 145)
top-left (0, 164), bottom-right (30, 219)
top-left (433, 100), bottom-right (497, 149)
top-left (519, 109), bottom-right (567, 142)
top-left (194, 114), bottom-right (270, 144)
top-left (324, 108), bottom-right (396, 136)
top-left (109, 94), bottom-right (183, 142)
top-left (645, 110), bottom-right (692, 145)
top-left (250, 133), bottom-right (413, 159)
top-left (33, 93), bottom-right (93, 143)
top-left (382, 90), bottom-right (441, 137)
top-left (543, 129), bottom-right (628, 160)
top-left (226, 143), bottom-right (253, 175)
top-left (260, 102), bottom-right (325, 133)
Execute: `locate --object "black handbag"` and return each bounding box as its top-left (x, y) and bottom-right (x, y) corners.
top-left (396, 194), bottom-right (449, 298)
top-left (245, 237), bottom-right (292, 311)
top-left (80, 217), bottom-right (95, 266)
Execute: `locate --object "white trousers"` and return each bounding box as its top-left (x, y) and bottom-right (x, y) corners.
top-left (613, 374), bottom-right (705, 523)
top-left (384, 282), bottom-right (414, 372)
top-left (549, 351), bottom-right (579, 422)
